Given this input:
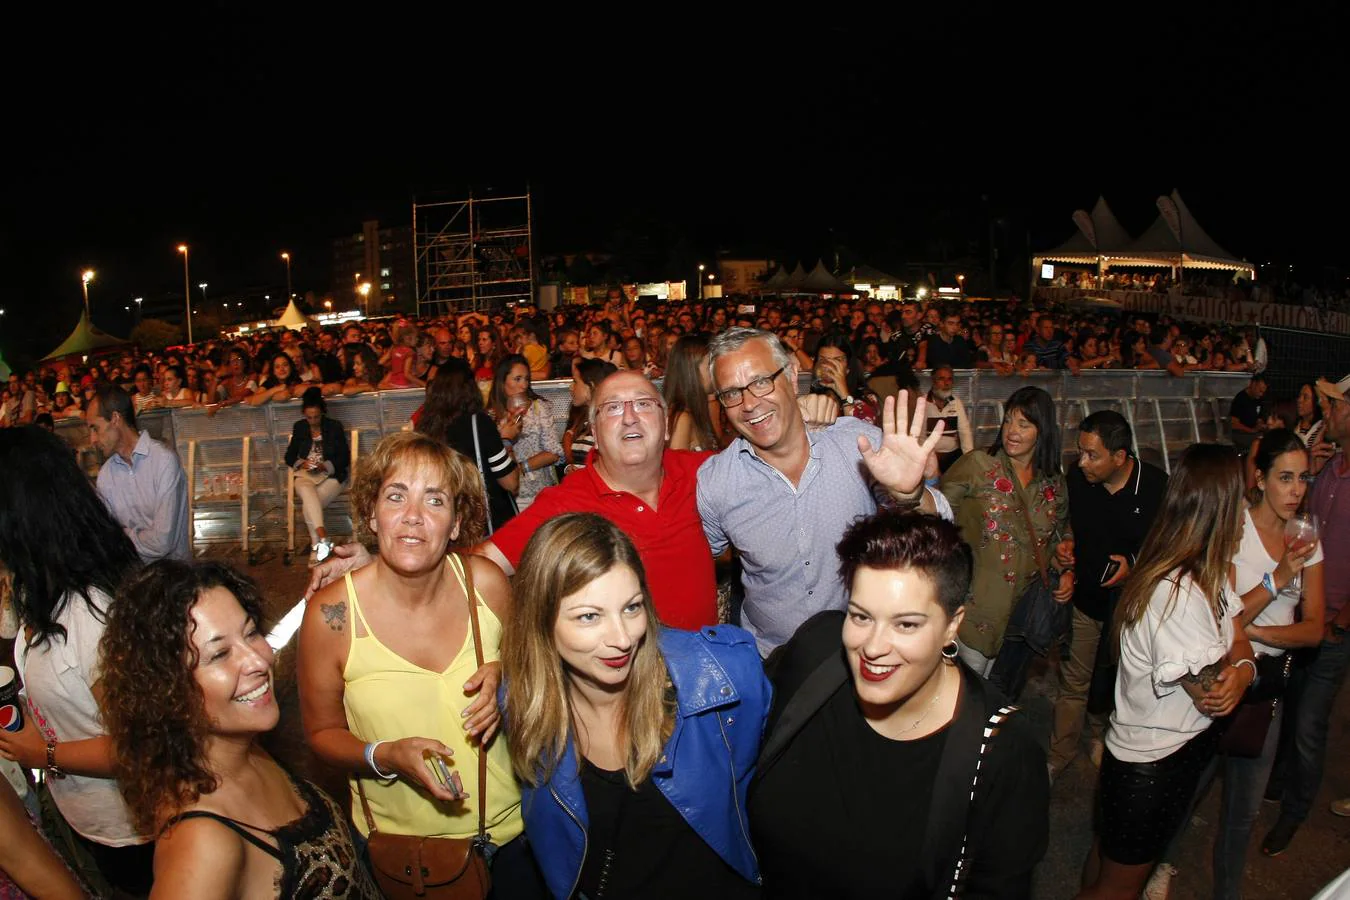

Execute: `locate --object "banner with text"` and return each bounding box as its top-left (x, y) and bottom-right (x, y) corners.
top-left (1034, 287), bottom-right (1350, 336)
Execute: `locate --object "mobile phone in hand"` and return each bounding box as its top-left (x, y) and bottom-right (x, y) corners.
top-left (1100, 559), bottom-right (1122, 586)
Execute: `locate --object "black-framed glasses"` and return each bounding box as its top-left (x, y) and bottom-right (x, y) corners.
top-left (716, 366), bottom-right (786, 408)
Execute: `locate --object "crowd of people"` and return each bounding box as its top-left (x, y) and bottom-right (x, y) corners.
top-left (0, 290), bottom-right (1280, 435)
top-left (1044, 265), bottom-right (1350, 316)
top-left (0, 289), bottom-right (1347, 899)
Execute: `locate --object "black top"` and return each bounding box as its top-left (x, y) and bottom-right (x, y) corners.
top-left (313, 351), bottom-right (345, 385)
top-left (1230, 387), bottom-right (1265, 429)
top-left (753, 611), bottom-right (1048, 900)
top-left (438, 411), bottom-right (518, 534)
top-left (284, 416), bottom-right (351, 484)
top-left (752, 685), bottom-right (942, 898)
top-left (576, 760), bottom-right (759, 900)
top-left (925, 334), bottom-right (975, 370)
top-left (1066, 458), bottom-right (1168, 621)
top-left (164, 777), bottom-right (378, 900)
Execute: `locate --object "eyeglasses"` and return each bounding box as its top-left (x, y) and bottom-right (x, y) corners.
top-left (596, 397), bottom-right (663, 418)
top-left (715, 366), bottom-right (786, 408)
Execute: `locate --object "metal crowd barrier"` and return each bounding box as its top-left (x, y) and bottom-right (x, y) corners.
top-left (51, 370), bottom-right (1252, 557)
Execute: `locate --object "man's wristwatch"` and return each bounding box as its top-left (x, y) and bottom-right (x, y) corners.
top-left (46, 740), bottom-right (67, 780)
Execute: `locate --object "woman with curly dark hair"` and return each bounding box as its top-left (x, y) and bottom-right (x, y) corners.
top-left (342, 346), bottom-right (385, 396)
top-left (298, 432), bottom-right (535, 893)
top-left (0, 426), bottom-right (152, 896)
top-left (100, 559), bottom-right (378, 899)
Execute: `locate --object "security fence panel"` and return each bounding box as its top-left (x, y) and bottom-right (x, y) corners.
top-left (44, 372), bottom-right (1246, 559)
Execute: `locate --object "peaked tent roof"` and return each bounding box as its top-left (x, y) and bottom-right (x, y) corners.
top-left (799, 260), bottom-right (856, 293)
top-left (0, 352), bottom-right (10, 381)
top-left (275, 299), bottom-right (311, 330)
top-left (760, 264), bottom-right (795, 290)
top-left (1119, 191), bottom-right (1252, 273)
top-left (42, 311), bottom-right (129, 360)
top-left (839, 263), bottom-right (907, 286)
top-left (783, 262), bottom-right (807, 291)
top-left (1039, 195), bottom-right (1134, 261)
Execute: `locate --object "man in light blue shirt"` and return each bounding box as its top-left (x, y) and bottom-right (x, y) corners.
top-left (698, 327), bottom-right (953, 654)
top-left (87, 384), bottom-right (191, 562)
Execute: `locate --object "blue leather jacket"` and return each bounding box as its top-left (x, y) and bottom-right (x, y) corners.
top-left (518, 625), bottom-right (770, 899)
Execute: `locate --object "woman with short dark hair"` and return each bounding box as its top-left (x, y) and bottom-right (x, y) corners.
top-left (750, 512), bottom-right (1049, 898)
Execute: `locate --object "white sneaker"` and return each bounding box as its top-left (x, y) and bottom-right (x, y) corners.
top-left (1142, 863), bottom-right (1176, 900)
top-left (1090, 738), bottom-right (1105, 769)
top-left (1332, 797), bottom-right (1350, 817)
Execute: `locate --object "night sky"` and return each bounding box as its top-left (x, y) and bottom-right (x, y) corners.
top-left (5, 9), bottom-right (1342, 367)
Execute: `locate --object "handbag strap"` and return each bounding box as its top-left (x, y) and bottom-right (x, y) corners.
top-left (458, 553), bottom-right (489, 843)
top-left (1010, 467), bottom-right (1051, 586)
top-left (353, 554), bottom-right (489, 842)
top-left (934, 703), bottom-right (1021, 899)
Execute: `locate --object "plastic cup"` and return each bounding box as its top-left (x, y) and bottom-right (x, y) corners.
top-left (0, 665), bottom-right (23, 733)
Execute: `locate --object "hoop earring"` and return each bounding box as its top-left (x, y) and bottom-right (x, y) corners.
top-left (942, 641), bottom-right (959, 660)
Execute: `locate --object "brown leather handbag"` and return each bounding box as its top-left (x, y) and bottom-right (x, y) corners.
top-left (356, 554), bottom-right (493, 899)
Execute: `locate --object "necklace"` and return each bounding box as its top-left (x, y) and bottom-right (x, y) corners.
top-left (895, 665), bottom-right (950, 736)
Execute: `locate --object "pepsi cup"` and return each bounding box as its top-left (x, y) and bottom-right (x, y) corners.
top-left (0, 666), bottom-right (23, 733)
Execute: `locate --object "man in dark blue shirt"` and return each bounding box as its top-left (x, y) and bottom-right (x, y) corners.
top-left (1023, 316), bottom-right (1071, 369)
top-left (923, 307), bottom-right (975, 370)
top-left (1049, 411), bottom-right (1167, 778)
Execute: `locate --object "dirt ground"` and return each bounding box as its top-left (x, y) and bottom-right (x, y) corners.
top-left (7, 543), bottom-right (1348, 897)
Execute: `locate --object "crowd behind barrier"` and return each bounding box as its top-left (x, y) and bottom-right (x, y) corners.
top-left (48, 369), bottom-right (1250, 556)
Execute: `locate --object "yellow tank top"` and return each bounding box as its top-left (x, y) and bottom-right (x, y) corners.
top-left (342, 554), bottom-right (523, 842)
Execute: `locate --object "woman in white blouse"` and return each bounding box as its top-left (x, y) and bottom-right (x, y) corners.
top-left (0, 427), bottom-right (153, 896)
top-left (1076, 443), bottom-right (1257, 900)
top-left (1216, 429), bottom-right (1321, 890)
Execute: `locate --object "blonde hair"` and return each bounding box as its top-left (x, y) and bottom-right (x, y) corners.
top-left (502, 513), bottom-right (674, 788)
top-left (1113, 443), bottom-right (1244, 656)
top-left (349, 431), bottom-right (486, 548)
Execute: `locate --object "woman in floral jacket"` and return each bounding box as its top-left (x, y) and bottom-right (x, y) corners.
top-left (940, 386), bottom-right (1073, 677)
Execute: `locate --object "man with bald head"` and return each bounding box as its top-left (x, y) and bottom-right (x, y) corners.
top-left (478, 369), bottom-right (718, 628)
top-left (429, 326), bottom-right (455, 369)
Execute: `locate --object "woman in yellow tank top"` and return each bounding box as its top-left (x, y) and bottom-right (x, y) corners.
top-left (298, 432), bottom-right (532, 886)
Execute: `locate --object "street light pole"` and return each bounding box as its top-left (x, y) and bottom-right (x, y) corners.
top-left (281, 252), bottom-right (293, 305)
top-left (81, 270), bottom-right (95, 316)
top-left (698, 263), bottom-right (705, 301)
top-left (178, 245), bottom-right (193, 344)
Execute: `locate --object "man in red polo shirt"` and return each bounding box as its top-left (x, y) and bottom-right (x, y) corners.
top-left (479, 369), bottom-right (716, 629)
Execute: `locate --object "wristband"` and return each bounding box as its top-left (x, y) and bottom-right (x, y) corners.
top-left (1262, 571), bottom-right (1278, 599)
top-left (521, 459), bottom-right (532, 475)
top-left (364, 741), bottom-right (397, 781)
top-left (924, 476), bottom-right (941, 488)
top-left (1233, 657), bottom-right (1258, 686)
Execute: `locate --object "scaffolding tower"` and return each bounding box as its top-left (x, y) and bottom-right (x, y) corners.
top-left (414, 193), bottom-right (534, 317)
